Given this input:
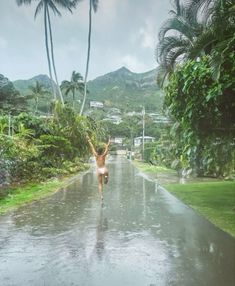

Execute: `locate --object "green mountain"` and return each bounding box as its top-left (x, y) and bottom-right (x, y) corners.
top-left (13, 74), bottom-right (55, 95)
top-left (87, 67), bottom-right (163, 111)
top-left (13, 75), bottom-right (56, 113)
top-left (12, 67), bottom-right (163, 113)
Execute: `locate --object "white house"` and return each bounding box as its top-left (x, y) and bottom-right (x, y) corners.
top-left (103, 115), bottom-right (122, 124)
top-left (148, 112), bottom-right (169, 124)
top-left (89, 101), bottom-right (104, 108)
top-left (134, 136), bottom-right (155, 147)
top-left (111, 137), bottom-right (124, 145)
top-left (108, 108), bottom-right (121, 115)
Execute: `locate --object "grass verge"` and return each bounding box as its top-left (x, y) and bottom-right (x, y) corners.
top-left (164, 181), bottom-right (235, 237)
top-left (132, 160), bottom-right (175, 174)
top-left (0, 173), bottom-right (85, 215)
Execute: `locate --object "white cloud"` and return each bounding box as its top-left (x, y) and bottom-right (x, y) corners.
top-left (119, 54), bottom-right (149, 72)
top-left (100, 0), bottom-right (119, 17)
top-left (139, 28), bottom-right (155, 49)
top-left (139, 20), bottom-right (157, 49)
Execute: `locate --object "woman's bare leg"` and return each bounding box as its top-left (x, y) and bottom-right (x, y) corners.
top-left (104, 171), bottom-right (109, 184)
top-left (97, 174), bottom-right (103, 200)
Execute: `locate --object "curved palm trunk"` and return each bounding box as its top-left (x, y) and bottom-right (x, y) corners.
top-left (46, 6), bottom-right (64, 106)
top-left (80, 0), bottom-right (92, 116)
top-left (44, 4), bottom-right (56, 100)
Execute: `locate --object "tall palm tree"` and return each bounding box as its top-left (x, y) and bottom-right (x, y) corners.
top-left (61, 71), bottom-right (84, 110)
top-left (16, 0), bottom-right (78, 105)
top-left (27, 81), bottom-right (49, 114)
top-left (79, 0), bottom-right (99, 115)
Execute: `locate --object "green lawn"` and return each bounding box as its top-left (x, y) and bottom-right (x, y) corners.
top-left (0, 178), bottom-right (70, 214)
top-left (133, 160), bottom-right (175, 174)
top-left (164, 181), bottom-right (235, 237)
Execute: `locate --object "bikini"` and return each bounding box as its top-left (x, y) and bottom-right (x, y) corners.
top-left (97, 166), bottom-right (107, 175)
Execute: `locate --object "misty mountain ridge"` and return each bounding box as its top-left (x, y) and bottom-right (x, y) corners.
top-left (11, 66), bottom-right (162, 112)
top-left (87, 66), bottom-right (162, 111)
top-left (13, 74), bottom-right (57, 95)
top-left (91, 66), bottom-right (157, 87)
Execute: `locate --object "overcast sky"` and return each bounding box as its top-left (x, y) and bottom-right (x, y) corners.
top-left (0, 0), bottom-right (171, 82)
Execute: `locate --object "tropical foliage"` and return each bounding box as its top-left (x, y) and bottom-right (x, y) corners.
top-left (164, 56), bottom-right (235, 177)
top-left (155, 0), bottom-right (235, 177)
top-left (156, 0), bottom-right (235, 85)
top-left (0, 105), bottom-right (103, 186)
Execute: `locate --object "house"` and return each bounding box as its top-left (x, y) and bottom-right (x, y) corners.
top-left (89, 101), bottom-right (104, 109)
top-left (148, 112), bottom-right (169, 124)
top-left (111, 137), bottom-right (124, 145)
top-left (103, 115), bottom-right (122, 124)
top-left (134, 136), bottom-right (155, 147)
top-left (126, 111), bottom-right (141, 117)
top-left (108, 108), bottom-right (121, 115)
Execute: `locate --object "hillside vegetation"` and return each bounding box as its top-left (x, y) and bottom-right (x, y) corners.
top-left (12, 67), bottom-right (163, 113)
top-left (87, 67), bottom-right (163, 111)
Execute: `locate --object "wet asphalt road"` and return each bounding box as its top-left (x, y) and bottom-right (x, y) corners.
top-left (0, 156), bottom-right (235, 286)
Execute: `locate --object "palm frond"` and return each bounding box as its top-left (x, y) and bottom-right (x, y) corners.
top-left (157, 35), bottom-right (190, 64)
top-left (16, 0), bottom-right (32, 6)
top-left (156, 65), bottom-right (170, 88)
top-left (48, 1), bottom-right (62, 16)
top-left (53, 0), bottom-right (78, 13)
top-left (169, 0), bottom-right (183, 16)
top-left (159, 17), bottom-right (195, 43)
top-left (92, 0), bottom-right (99, 13)
top-left (188, 27), bottom-right (216, 59)
top-left (34, 1), bottom-right (44, 19)
top-left (185, 0), bottom-right (213, 13)
top-left (78, 82), bottom-right (85, 93)
top-left (71, 71), bottom-right (83, 82)
top-left (61, 80), bottom-right (70, 89)
top-left (209, 34), bottom-right (235, 80)
top-left (61, 81), bottom-right (72, 96)
top-left (164, 46), bottom-right (187, 68)
top-left (72, 0), bottom-right (83, 8)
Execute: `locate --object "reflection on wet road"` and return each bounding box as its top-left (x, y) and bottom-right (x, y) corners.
top-left (0, 156), bottom-right (234, 286)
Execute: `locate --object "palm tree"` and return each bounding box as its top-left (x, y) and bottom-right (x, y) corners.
top-left (186, 0), bottom-right (235, 79)
top-left (156, 0), bottom-right (235, 85)
top-left (80, 0), bottom-right (99, 115)
top-left (27, 81), bottom-right (49, 114)
top-left (156, 0), bottom-right (203, 85)
top-left (16, 0), bottom-right (79, 105)
top-left (61, 71), bottom-right (84, 110)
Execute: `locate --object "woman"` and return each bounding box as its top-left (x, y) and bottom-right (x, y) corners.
top-left (86, 136), bottom-right (111, 200)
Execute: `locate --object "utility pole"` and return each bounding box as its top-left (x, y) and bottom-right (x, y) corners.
top-left (142, 105), bottom-right (145, 161)
top-left (130, 129), bottom-right (133, 161)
